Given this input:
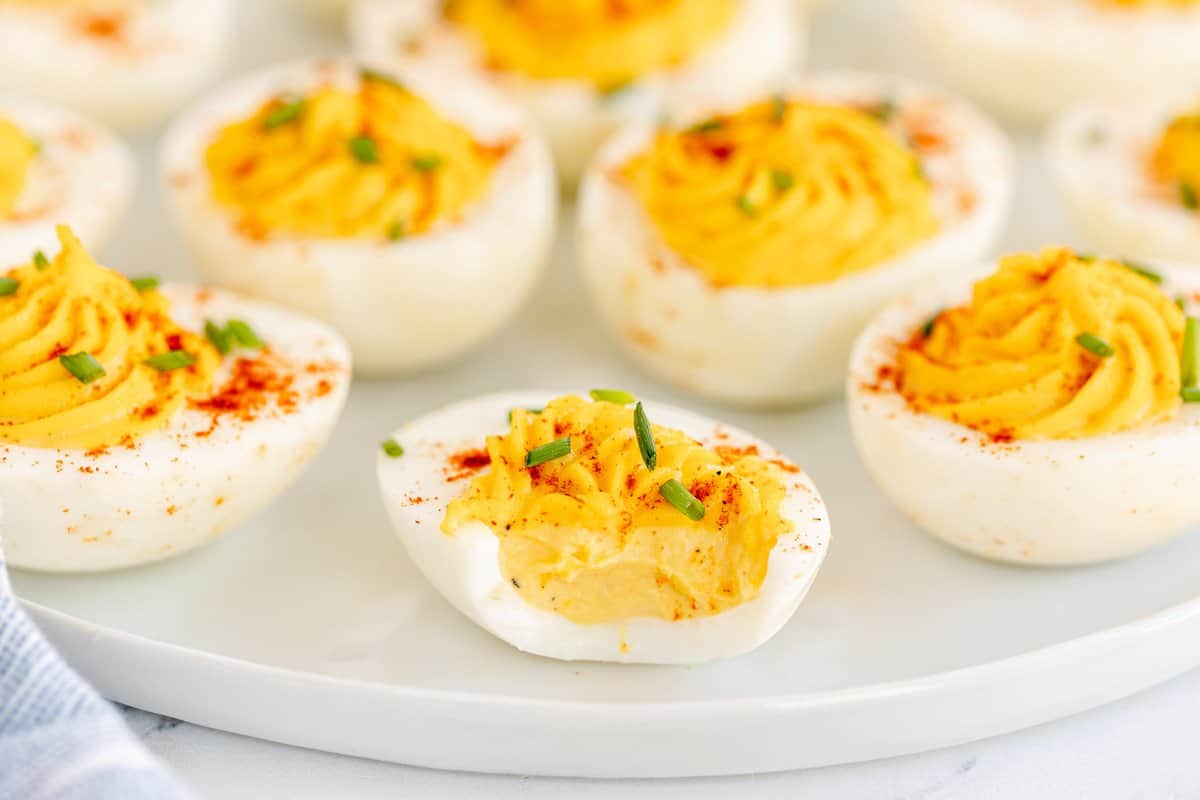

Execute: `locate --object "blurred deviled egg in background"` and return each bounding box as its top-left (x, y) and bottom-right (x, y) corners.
top-left (577, 72), bottom-right (1012, 407)
top-left (1047, 96), bottom-right (1200, 265)
top-left (348, 0), bottom-right (802, 184)
top-left (907, 0), bottom-right (1200, 125)
top-left (0, 0), bottom-right (234, 132)
top-left (377, 391), bottom-right (830, 664)
top-left (0, 227), bottom-right (351, 573)
top-left (0, 97), bottom-right (133, 267)
top-left (849, 248), bottom-right (1200, 565)
top-left (161, 58), bottom-right (556, 375)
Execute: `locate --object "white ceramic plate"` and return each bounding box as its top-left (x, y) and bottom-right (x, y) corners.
top-left (13, 0), bottom-right (1200, 781)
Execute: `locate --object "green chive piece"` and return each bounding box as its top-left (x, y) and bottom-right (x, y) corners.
top-left (1182, 386), bottom-right (1200, 403)
top-left (129, 276), bottom-right (159, 292)
top-left (1182, 182), bottom-right (1199, 211)
top-left (525, 437), bottom-right (571, 468)
top-left (507, 407), bottom-right (543, 424)
top-left (659, 478), bottom-right (704, 521)
top-left (1075, 332), bottom-right (1115, 358)
top-left (871, 97), bottom-right (895, 123)
top-left (33, 250), bottom-right (49, 270)
top-left (0, 277), bottom-right (18, 296)
top-left (387, 219), bottom-right (406, 241)
top-left (263, 98), bottom-right (305, 130)
top-left (687, 118), bottom-right (723, 135)
top-left (1121, 260), bottom-right (1163, 284)
top-left (912, 157), bottom-right (926, 183)
top-left (144, 349), bottom-right (196, 372)
top-left (410, 154), bottom-right (442, 173)
top-left (204, 320), bottom-right (232, 355)
top-left (381, 438), bottom-right (405, 458)
top-left (599, 78), bottom-right (633, 98)
top-left (770, 168), bottom-right (794, 192)
top-left (736, 194), bottom-right (757, 217)
top-left (1177, 293), bottom-right (1188, 311)
top-left (770, 94), bottom-right (786, 123)
top-left (59, 352), bottom-right (105, 384)
top-left (921, 310), bottom-right (942, 338)
top-left (589, 388), bottom-right (636, 405)
top-left (1182, 317), bottom-right (1200, 387)
top-left (225, 319), bottom-right (263, 349)
top-left (360, 67), bottom-right (405, 91)
top-left (634, 401), bottom-right (656, 471)
top-left (1077, 253), bottom-right (1097, 262)
top-left (348, 135), bottom-right (380, 164)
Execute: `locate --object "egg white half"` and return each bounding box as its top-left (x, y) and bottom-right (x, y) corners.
top-left (0, 97), bottom-right (134, 268)
top-left (847, 261), bottom-right (1200, 566)
top-left (1047, 97), bottom-right (1200, 266)
top-left (1, 285), bottom-right (351, 573)
top-left (0, 0), bottom-right (234, 132)
top-left (907, 0), bottom-right (1200, 125)
top-left (577, 72), bottom-right (1013, 408)
top-left (160, 58), bottom-right (557, 375)
top-left (348, 0), bottom-right (803, 184)
top-left (376, 391), bottom-right (831, 664)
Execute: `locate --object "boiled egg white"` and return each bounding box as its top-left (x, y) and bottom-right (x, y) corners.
top-left (348, 0), bottom-right (803, 184)
top-left (376, 391), bottom-right (830, 664)
top-left (577, 72), bottom-right (1012, 407)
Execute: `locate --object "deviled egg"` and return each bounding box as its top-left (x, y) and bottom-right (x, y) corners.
top-left (849, 248), bottom-right (1200, 565)
top-left (1048, 97), bottom-right (1200, 265)
top-left (907, 0), bottom-right (1200, 124)
top-left (377, 391), bottom-right (830, 663)
top-left (348, 0), bottom-right (802, 183)
top-left (0, 226), bottom-right (351, 573)
top-left (0, 97), bottom-right (133, 267)
top-left (161, 58), bottom-right (556, 375)
top-left (577, 72), bottom-right (1012, 407)
top-left (0, 0), bottom-right (234, 132)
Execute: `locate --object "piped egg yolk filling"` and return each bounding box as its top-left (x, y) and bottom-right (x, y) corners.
top-left (205, 73), bottom-right (502, 242)
top-left (443, 0), bottom-right (736, 89)
top-left (442, 395), bottom-right (794, 625)
top-left (0, 226), bottom-right (219, 450)
top-left (621, 99), bottom-right (939, 288)
top-left (0, 115), bottom-right (36, 219)
top-left (1151, 109), bottom-right (1200, 212)
top-left (897, 249), bottom-right (1184, 441)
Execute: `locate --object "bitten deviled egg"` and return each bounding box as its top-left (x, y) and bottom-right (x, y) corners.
top-left (377, 391), bottom-right (830, 663)
top-left (1048, 97), bottom-right (1200, 265)
top-left (0, 0), bottom-right (234, 132)
top-left (907, 0), bottom-right (1200, 124)
top-left (0, 227), bottom-right (350, 573)
top-left (348, 0), bottom-right (802, 183)
top-left (0, 97), bottom-right (133, 267)
top-left (578, 73), bottom-right (1012, 407)
top-left (161, 58), bottom-right (556, 375)
top-left (849, 248), bottom-right (1200, 566)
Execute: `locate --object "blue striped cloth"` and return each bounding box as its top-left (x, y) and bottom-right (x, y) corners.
top-left (0, 535), bottom-right (189, 800)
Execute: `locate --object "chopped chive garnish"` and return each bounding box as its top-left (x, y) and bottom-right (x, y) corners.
top-left (204, 320), bottom-right (232, 354)
top-left (381, 438), bottom-right (405, 458)
top-left (33, 250), bottom-right (49, 270)
top-left (921, 309), bottom-right (942, 338)
top-left (507, 407), bottom-right (543, 423)
top-left (589, 388), bottom-right (636, 405)
top-left (687, 118), bottom-right (723, 135)
top-left (410, 154), bottom-right (442, 173)
top-left (599, 78), bottom-right (633, 98)
top-left (130, 276), bottom-right (159, 292)
top-left (1182, 386), bottom-right (1200, 403)
top-left (0, 277), bottom-right (17, 296)
top-left (348, 135), bottom-right (380, 164)
top-left (144, 349), bottom-right (196, 372)
top-left (387, 219), bottom-right (406, 241)
top-left (871, 98), bottom-right (895, 123)
top-left (1182, 182), bottom-right (1199, 211)
top-left (770, 94), bottom-right (786, 123)
top-left (1077, 253), bottom-right (1097, 262)
top-left (525, 437), bottom-right (571, 468)
top-left (634, 401), bottom-right (656, 471)
top-left (1182, 317), bottom-right (1199, 387)
top-left (770, 168), bottom-right (794, 192)
top-left (912, 157), bottom-right (926, 182)
top-left (736, 194), bottom-right (757, 217)
top-left (1075, 332), bottom-right (1115, 358)
top-left (1121, 260), bottom-right (1163, 284)
top-left (225, 319), bottom-right (263, 349)
top-left (263, 98), bottom-right (305, 130)
top-left (59, 352), bottom-right (105, 384)
top-left (659, 478), bottom-right (704, 521)
top-left (360, 67), bottom-right (405, 91)
top-left (1177, 293), bottom-right (1188, 311)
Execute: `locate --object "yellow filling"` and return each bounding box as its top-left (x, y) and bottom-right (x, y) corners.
top-left (444, 0), bottom-right (736, 88)
top-left (1152, 108), bottom-right (1200, 211)
top-left (622, 99), bottom-right (939, 288)
top-left (442, 394), bottom-right (794, 624)
top-left (0, 226), bottom-right (219, 450)
top-left (205, 73), bottom-right (502, 241)
top-left (898, 249), bottom-right (1184, 441)
top-left (0, 115), bottom-right (36, 219)
top-left (1097, 0), bottom-right (1200, 7)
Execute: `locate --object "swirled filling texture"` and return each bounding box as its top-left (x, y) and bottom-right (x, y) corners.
top-left (443, 0), bottom-right (735, 87)
top-left (898, 249), bottom-right (1184, 440)
top-left (442, 394), bottom-right (793, 624)
top-left (0, 226), bottom-right (218, 449)
top-left (622, 99), bottom-right (939, 288)
top-left (1152, 108), bottom-right (1200, 209)
top-left (206, 75), bottom-right (501, 241)
top-left (0, 115), bottom-right (36, 219)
